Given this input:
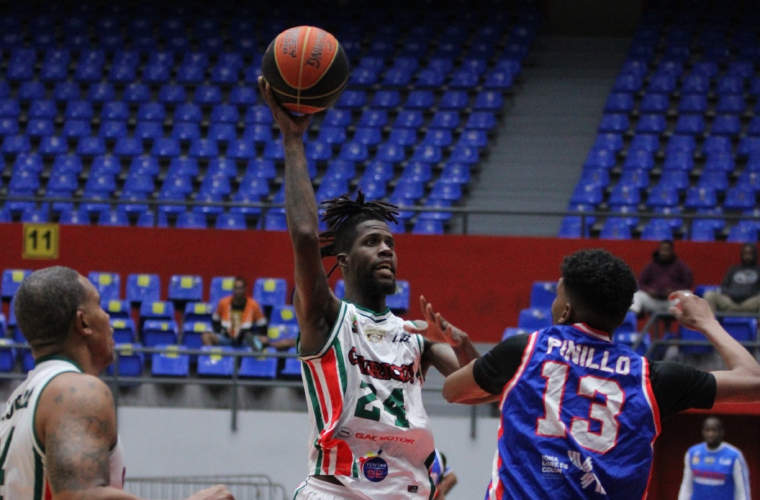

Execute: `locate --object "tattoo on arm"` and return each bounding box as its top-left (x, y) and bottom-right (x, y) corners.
top-left (45, 380), bottom-right (116, 493)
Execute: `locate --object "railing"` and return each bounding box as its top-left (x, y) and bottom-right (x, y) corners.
top-left (0, 344), bottom-right (453, 432)
top-left (124, 474), bottom-right (287, 500)
top-left (3, 195), bottom-right (760, 235)
top-left (633, 311), bottom-right (760, 358)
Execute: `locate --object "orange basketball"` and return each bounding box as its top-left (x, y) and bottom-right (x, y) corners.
top-left (261, 26), bottom-right (350, 114)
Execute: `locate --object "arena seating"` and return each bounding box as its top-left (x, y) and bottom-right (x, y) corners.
top-left (506, 280), bottom-right (757, 357)
top-left (0, 0), bottom-right (542, 234)
top-left (567, 1), bottom-right (760, 240)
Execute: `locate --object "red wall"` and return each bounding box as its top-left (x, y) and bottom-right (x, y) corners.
top-left (0, 223), bottom-right (743, 342)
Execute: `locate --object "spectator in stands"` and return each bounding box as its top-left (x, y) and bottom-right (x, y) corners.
top-left (678, 416), bottom-right (750, 500)
top-left (704, 244), bottom-right (760, 313)
top-left (630, 239), bottom-right (694, 317)
top-left (202, 277), bottom-right (267, 348)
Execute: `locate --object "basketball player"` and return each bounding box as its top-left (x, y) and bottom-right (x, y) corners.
top-left (440, 249), bottom-right (760, 499)
top-left (429, 449), bottom-right (457, 500)
top-left (678, 417), bottom-right (750, 500)
top-left (259, 78), bottom-right (480, 500)
top-left (0, 266), bottom-right (233, 500)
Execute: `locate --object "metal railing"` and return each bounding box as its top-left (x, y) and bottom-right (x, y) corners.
top-left (632, 311), bottom-right (760, 358)
top-left (124, 474), bottom-right (287, 500)
top-left (0, 344), bottom-right (452, 432)
top-left (3, 194), bottom-right (760, 235)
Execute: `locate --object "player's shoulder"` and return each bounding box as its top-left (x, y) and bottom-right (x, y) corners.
top-left (722, 442), bottom-right (746, 458)
top-left (43, 371), bottom-right (113, 407)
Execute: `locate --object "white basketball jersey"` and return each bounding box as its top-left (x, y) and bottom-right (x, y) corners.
top-left (299, 301), bottom-right (436, 499)
top-left (0, 356), bottom-right (125, 499)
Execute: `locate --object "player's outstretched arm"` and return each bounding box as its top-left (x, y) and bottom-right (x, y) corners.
top-left (258, 77), bottom-right (340, 354)
top-left (39, 373), bottom-right (234, 500)
top-left (404, 296), bottom-right (480, 376)
top-left (669, 291), bottom-right (760, 403)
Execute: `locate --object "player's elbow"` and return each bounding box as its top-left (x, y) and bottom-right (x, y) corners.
top-left (442, 384), bottom-right (464, 404)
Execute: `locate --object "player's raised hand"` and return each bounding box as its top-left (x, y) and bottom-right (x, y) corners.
top-left (668, 291), bottom-right (720, 332)
top-left (187, 485), bottom-right (236, 500)
top-left (258, 76), bottom-right (311, 138)
top-left (404, 295), bottom-right (461, 346)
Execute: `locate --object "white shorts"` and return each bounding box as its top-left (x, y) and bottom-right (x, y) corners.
top-left (293, 477), bottom-right (369, 500)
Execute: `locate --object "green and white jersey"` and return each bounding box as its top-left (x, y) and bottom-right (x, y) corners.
top-left (0, 356), bottom-right (125, 499)
top-left (299, 301), bottom-right (436, 499)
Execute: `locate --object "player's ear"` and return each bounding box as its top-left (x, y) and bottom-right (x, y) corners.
top-left (337, 252), bottom-right (348, 269)
top-left (73, 309), bottom-right (91, 336)
top-left (556, 302), bottom-right (572, 324)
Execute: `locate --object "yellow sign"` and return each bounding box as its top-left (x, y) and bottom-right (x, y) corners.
top-left (222, 278), bottom-right (234, 290)
top-left (23, 224), bottom-right (59, 259)
top-left (264, 279), bottom-right (276, 292)
top-left (180, 276), bottom-right (193, 288)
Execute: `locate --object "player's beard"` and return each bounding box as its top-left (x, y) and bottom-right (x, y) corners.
top-left (358, 268), bottom-right (397, 300)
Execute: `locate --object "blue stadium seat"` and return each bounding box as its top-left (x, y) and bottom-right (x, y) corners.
top-left (208, 277), bottom-right (235, 307)
top-left (250, 278), bottom-right (286, 308)
top-left (690, 220), bottom-right (717, 242)
top-left (711, 115), bottom-right (742, 136)
top-left (599, 218), bottom-right (632, 239)
top-left (640, 220), bottom-right (673, 241)
top-left (604, 93), bottom-right (635, 113)
top-left (1, 269), bottom-right (31, 300)
top-left (473, 91), bottom-right (504, 111)
top-left (106, 342), bottom-right (144, 377)
top-left (197, 347), bottom-right (239, 377)
top-left (126, 274), bottom-right (161, 305)
top-left (404, 91), bottom-right (435, 111)
top-left (168, 275), bottom-right (203, 302)
top-left (727, 222), bottom-right (758, 243)
top-left (583, 149), bottom-right (616, 169)
top-left (111, 318), bottom-right (136, 344)
top-left (239, 348), bottom-right (277, 379)
top-left (720, 317), bottom-right (757, 343)
top-left (101, 298), bottom-right (130, 320)
top-left (598, 114), bottom-right (629, 134)
top-left (639, 94), bottom-right (670, 114)
top-left (622, 150), bottom-right (654, 170)
top-left (386, 281), bottom-right (411, 312)
top-left (674, 115), bottom-right (705, 135)
top-left (502, 328), bottom-right (531, 341)
top-left (228, 87), bottom-right (257, 106)
top-left (370, 90), bottom-right (401, 110)
top-left (88, 272), bottom-right (120, 301)
top-left (679, 326), bottom-right (712, 355)
top-left (151, 345), bottom-right (189, 376)
top-left (677, 95), bottom-right (708, 114)
top-left (530, 282), bottom-right (557, 308)
top-left (629, 134), bottom-right (660, 153)
top-left (465, 112), bottom-right (496, 131)
top-left (724, 187), bottom-right (756, 211)
top-left (517, 308), bottom-right (552, 330)
top-left (412, 219), bottom-right (444, 235)
top-left (635, 114), bottom-right (667, 135)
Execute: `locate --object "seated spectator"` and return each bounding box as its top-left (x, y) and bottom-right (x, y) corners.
top-left (705, 244), bottom-right (760, 313)
top-left (630, 239), bottom-right (693, 316)
top-left (202, 277), bottom-right (267, 347)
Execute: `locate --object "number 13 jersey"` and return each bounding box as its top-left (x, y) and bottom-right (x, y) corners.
top-left (299, 301), bottom-right (436, 499)
top-left (488, 324), bottom-right (660, 500)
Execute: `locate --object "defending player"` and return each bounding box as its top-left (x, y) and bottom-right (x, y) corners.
top-left (258, 78), bottom-right (480, 499)
top-left (0, 266), bottom-right (233, 500)
top-left (440, 249), bottom-right (760, 499)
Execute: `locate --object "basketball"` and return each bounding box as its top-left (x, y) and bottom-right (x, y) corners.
top-left (261, 26), bottom-right (350, 114)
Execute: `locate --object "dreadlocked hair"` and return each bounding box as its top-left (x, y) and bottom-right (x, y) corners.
top-left (319, 190), bottom-right (399, 276)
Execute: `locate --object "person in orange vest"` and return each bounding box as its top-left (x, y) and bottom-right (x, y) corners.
top-left (202, 277), bottom-right (267, 347)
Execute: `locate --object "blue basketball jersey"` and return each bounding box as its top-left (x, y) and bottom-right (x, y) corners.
top-left (487, 324), bottom-right (660, 500)
top-left (681, 442), bottom-right (750, 500)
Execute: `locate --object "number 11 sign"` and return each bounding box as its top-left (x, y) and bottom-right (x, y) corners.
top-left (22, 223), bottom-right (59, 260)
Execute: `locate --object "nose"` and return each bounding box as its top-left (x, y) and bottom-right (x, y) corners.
top-left (378, 241), bottom-right (393, 255)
